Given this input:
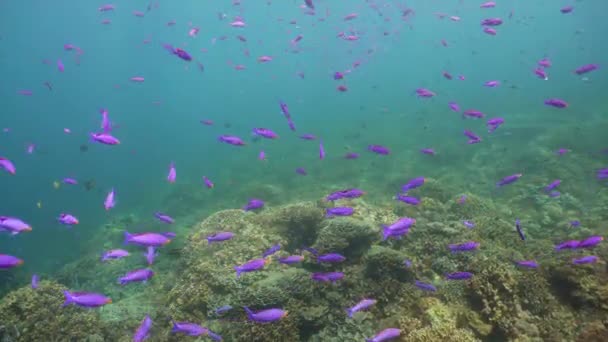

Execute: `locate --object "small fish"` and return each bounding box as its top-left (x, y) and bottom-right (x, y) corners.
top-left (484, 80), bottom-right (500, 87)
top-left (463, 220), bottom-right (475, 229)
top-left (118, 268), bottom-right (154, 285)
top-left (0, 254), bottom-right (23, 269)
top-left (295, 167), bottom-right (307, 176)
top-left (448, 241), bottom-right (480, 252)
top-left (555, 240), bottom-right (580, 251)
top-left (206, 232), bottom-right (235, 244)
top-left (90, 132), bottom-right (120, 145)
top-left (171, 321), bottom-right (209, 336)
top-left (279, 255), bottom-right (305, 264)
top-left (572, 256), bottom-right (598, 265)
top-left (215, 305), bottom-right (233, 315)
top-left (144, 246), bottom-right (156, 265)
top-left (124, 231), bottom-right (171, 247)
top-left (402, 177), bottom-right (425, 192)
top-left (464, 130), bottom-right (482, 144)
top-left (346, 298), bottom-right (377, 318)
top-left (243, 306), bottom-right (288, 323)
top-left (203, 176), bottom-right (214, 188)
top-left (0, 157), bottom-right (16, 175)
top-left (319, 139), bottom-right (326, 159)
top-left (560, 6), bottom-right (574, 14)
top-left (326, 188), bottom-right (365, 201)
top-left (262, 244), bottom-right (281, 258)
top-left (574, 64), bottom-right (599, 75)
top-left (252, 128), bottom-right (279, 139)
top-left (458, 195), bottom-right (467, 204)
top-left (414, 280), bottom-right (436, 292)
top-left (101, 249), bottom-right (130, 262)
top-left (326, 207), bottom-right (354, 218)
top-left (544, 98), bottom-right (568, 108)
top-left (480, 2), bottom-right (496, 8)
top-left (483, 27), bottom-right (497, 35)
top-left (415, 88), bottom-right (435, 98)
top-left (218, 135), bottom-right (246, 146)
top-left (257, 55), bottom-right (273, 63)
top-left (154, 212), bottom-right (174, 224)
top-left (57, 59), bottom-right (64, 72)
top-left (344, 152), bottom-right (359, 159)
top-left (577, 236), bottom-right (604, 249)
top-left (235, 258), bottom-right (270, 278)
top-left (366, 328), bottom-right (401, 342)
top-left (133, 315), bottom-right (152, 342)
top-left (534, 67), bottom-right (549, 80)
top-left (311, 272), bottom-right (344, 282)
top-left (104, 188), bottom-right (116, 211)
top-left (31, 274), bottom-right (39, 289)
top-left (368, 145), bottom-right (390, 155)
top-left (420, 148), bottom-right (435, 155)
top-left (569, 220), bottom-right (580, 228)
top-left (515, 260), bottom-right (539, 269)
top-left (63, 291), bottom-right (111, 308)
top-left (58, 213), bottom-right (79, 226)
top-left (299, 134), bottom-right (316, 140)
top-left (167, 162), bottom-right (176, 183)
top-left (496, 173), bottom-right (523, 187)
top-left (395, 194), bottom-right (420, 205)
top-left (163, 44), bottom-right (192, 61)
top-left (0, 216), bottom-right (32, 235)
top-left (545, 179), bottom-right (561, 192)
top-left (487, 118), bottom-right (505, 133)
top-left (463, 109), bottom-right (484, 119)
top-left (317, 253), bottom-right (346, 263)
top-left (481, 18), bottom-right (503, 26)
top-left (243, 199), bottom-right (264, 211)
top-left (446, 271), bottom-right (473, 280)
top-left (382, 217), bottom-right (416, 240)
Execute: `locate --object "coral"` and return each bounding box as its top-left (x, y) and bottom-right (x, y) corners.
top-left (0, 281), bottom-right (110, 341)
top-left (576, 320), bottom-right (608, 342)
top-left (260, 201), bottom-right (325, 250)
top-left (446, 193), bottom-right (493, 220)
top-left (402, 298), bottom-right (479, 342)
top-left (363, 246), bottom-right (411, 281)
top-left (222, 316), bottom-right (301, 342)
top-left (314, 217), bottom-right (377, 259)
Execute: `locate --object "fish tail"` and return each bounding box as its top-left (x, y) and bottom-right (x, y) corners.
top-left (62, 290), bottom-right (73, 307)
top-left (382, 226), bottom-right (391, 241)
top-left (235, 267), bottom-right (241, 278)
top-left (124, 231), bottom-right (132, 245)
top-left (346, 308), bottom-right (353, 318)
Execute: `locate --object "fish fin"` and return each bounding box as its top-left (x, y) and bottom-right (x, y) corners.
top-left (62, 290), bottom-right (73, 307)
top-left (346, 308), bottom-right (353, 318)
top-left (243, 306), bottom-right (253, 319)
top-left (124, 231), bottom-right (132, 245)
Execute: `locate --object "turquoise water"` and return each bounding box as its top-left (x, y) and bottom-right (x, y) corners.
top-left (1, 1), bottom-right (607, 341)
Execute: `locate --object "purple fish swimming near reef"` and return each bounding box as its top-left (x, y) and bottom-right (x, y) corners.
top-left (154, 212), bottom-right (174, 224)
top-left (402, 177), bottom-right (425, 192)
top-left (144, 246), bottom-right (156, 265)
top-left (124, 231), bottom-right (171, 247)
top-left (101, 249), bottom-right (130, 262)
top-left (326, 207), bottom-right (354, 217)
top-left (252, 128), bottom-right (279, 139)
top-left (0, 216), bottom-right (32, 235)
top-left (487, 117), bottom-right (504, 133)
top-left (326, 188), bottom-right (365, 201)
top-left (104, 188), bottom-right (116, 211)
top-left (311, 272), bottom-right (344, 282)
top-left (244, 306), bottom-right (288, 323)
top-left (118, 268), bottom-right (154, 285)
top-left (58, 213), bottom-right (79, 226)
top-left (31, 274), bottom-right (39, 289)
top-left (446, 271), bottom-right (473, 280)
top-left (395, 194), bottom-right (420, 205)
top-left (346, 298), bottom-right (377, 318)
top-left (368, 144), bottom-right (390, 155)
top-left (279, 255), bottom-right (305, 264)
top-left (544, 98), bottom-right (568, 108)
top-left (90, 132), bottom-right (120, 145)
top-left (133, 315), bottom-right (152, 342)
top-left (366, 328), bottom-right (401, 342)
top-left (414, 280), bottom-right (436, 292)
top-left (382, 217), bottom-right (416, 240)
top-left (206, 231), bottom-right (235, 244)
top-left (577, 236), bottom-right (604, 249)
top-left (464, 130), bottom-right (482, 144)
top-left (481, 17), bottom-right (502, 26)
top-left (319, 139), bottom-right (325, 159)
top-left (572, 256), bottom-right (599, 265)
top-left (243, 198), bottom-right (264, 211)
top-left (316, 253), bottom-right (346, 263)
top-left (515, 260), bottom-right (539, 269)
top-left (0, 254), bottom-right (23, 269)
top-left (262, 244), bottom-right (281, 258)
top-left (496, 173), bottom-right (523, 187)
top-left (63, 291), bottom-right (112, 308)
top-left (545, 179), bottom-right (561, 193)
top-left (555, 239), bottom-right (580, 250)
top-left (171, 321), bottom-right (209, 336)
top-left (0, 157), bottom-right (16, 175)
top-left (448, 241), bottom-right (480, 252)
top-left (218, 135), bottom-right (246, 146)
top-left (234, 258), bottom-right (270, 278)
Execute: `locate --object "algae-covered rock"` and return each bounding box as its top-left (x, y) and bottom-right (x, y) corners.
top-left (314, 217), bottom-right (377, 259)
top-left (0, 281), bottom-right (109, 341)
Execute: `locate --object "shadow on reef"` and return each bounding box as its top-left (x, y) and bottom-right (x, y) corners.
top-left (2, 184), bottom-right (608, 341)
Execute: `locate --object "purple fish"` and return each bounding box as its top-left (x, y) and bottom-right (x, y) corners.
top-left (544, 98), bottom-right (568, 108)
top-left (446, 271), bottom-right (473, 280)
top-left (448, 241), bottom-right (480, 252)
top-left (368, 145), bottom-right (390, 155)
top-left (448, 101), bottom-right (461, 112)
top-left (252, 128), bottom-right (279, 139)
top-left (100, 108), bottom-right (112, 133)
top-left (484, 80), bottom-right (500, 87)
top-left (572, 256), bottom-right (598, 265)
top-left (515, 218), bottom-right (525, 241)
top-left (262, 244), bottom-right (281, 258)
top-left (317, 253), bottom-right (346, 263)
top-left (167, 162), bottom-right (176, 183)
top-left (577, 236), bottom-right (604, 249)
top-left (279, 255), bottom-right (305, 264)
top-left (295, 167), bottom-right (307, 175)
top-left (243, 198), bottom-right (264, 211)
top-left (395, 194), bottom-right (420, 205)
top-left (496, 173), bottom-right (523, 187)
top-left (414, 280), bottom-right (436, 292)
top-left (63, 178), bottom-right (78, 185)
top-left (118, 268), bottom-right (154, 285)
top-left (0, 157), bottom-right (17, 175)
top-left (144, 246), bottom-right (156, 265)
top-left (319, 139), bottom-right (325, 159)
top-left (555, 240), bottom-right (580, 251)
top-left (463, 109), bottom-right (484, 119)
top-left (154, 212), bottom-right (174, 224)
top-left (382, 217), bottom-right (416, 240)
top-left (326, 207), bottom-right (354, 217)
top-left (402, 177), bottom-right (425, 192)
top-left (104, 188), bottom-right (116, 211)
top-left (203, 176), bottom-right (214, 188)
top-left (63, 291), bottom-right (111, 308)
top-left (31, 274), bottom-right (39, 289)
top-left (163, 44), bottom-right (192, 61)
top-left (481, 17), bottom-right (503, 26)
top-left (515, 260), bottom-right (539, 269)
top-left (545, 179), bottom-right (561, 192)
top-left (366, 328), bottom-right (401, 342)
top-left (206, 231), bottom-right (235, 244)
top-left (218, 135), bottom-right (245, 146)
top-left (58, 213), bottom-right (79, 225)
top-left (574, 63), bottom-right (599, 75)
top-left (344, 152), bottom-right (359, 159)
top-left (279, 100), bottom-right (296, 131)
top-left (480, 2), bottom-right (496, 8)
top-left (463, 130), bottom-right (482, 144)
top-left (463, 220), bottom-right (475, 229)
top-left (534, 67), bottom-right (549, 80)
top-left (299, 133), bottom-right (316, 140)
top-left (235, 258), bottom-right (270, 277)
top-left (90, 132), bottom-right (120, 145)
top-left (334, 71), bottom-right (344, 80)
top-left (124, 231), bottom-right (172, 247)
top-left (101, 249), bottom-right (130, 262)
top-left (244, 306), bottom-right (288, 323)
top-left (560, 6), bottom-right (574, 14)
top-left (487, 118), bottom-right (504, 133)
top-left (171, 321), bottom-right (208, 336)
top-left (483, 27), bottom-right (497, 35)
top-left (133, 315), bottom-right (152, 342)
top-left (0, 254), bottom-right (23, 269)
top-left (0, 216), bottom-right (32, 235)
top-left (326, 188), bottom-right (365, 201)
top-left (311, 272), bottom-right (344, 282)
top-left (415, 88), bottom-right (435, 98)
top-left (346, 298), bottom-right (377, 318)
top-left (420, 148), bottom-right (435, 155)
